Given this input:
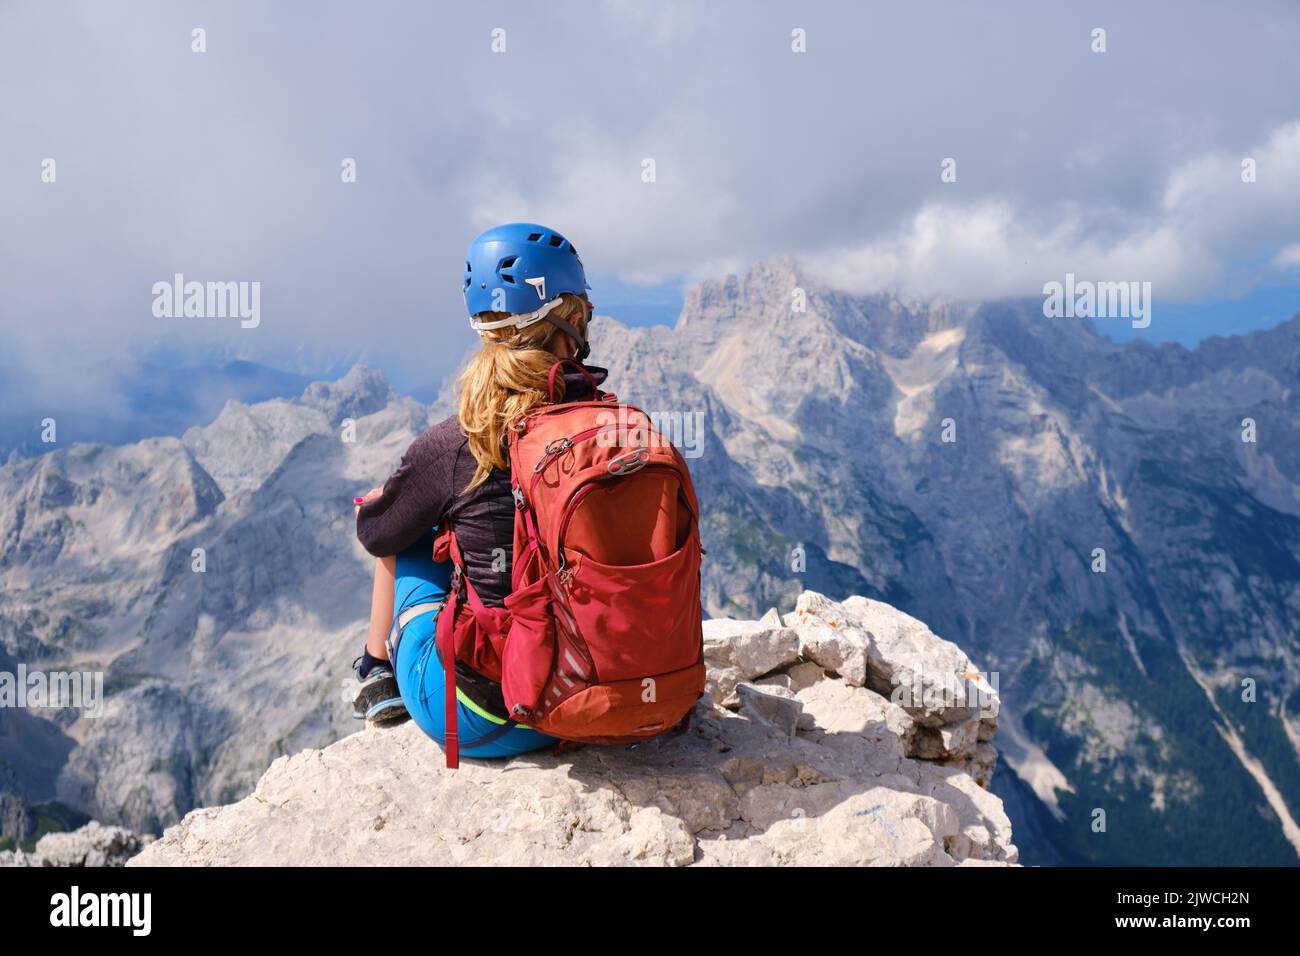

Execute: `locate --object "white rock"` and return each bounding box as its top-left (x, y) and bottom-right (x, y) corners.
top-left (130, 664), bottom-right (1017, 867)
top-left (127, 592), bottom-right (1017, 868)
top-left (796, 677), bottom-right (915, 759)
top-left (787, 592), bottom-right (998, 743)
top-left (0, 821), bottom-right (144, 868)
top-left (702, 609), bottom-right (801, 706)
top-left (736, 682), bottom-right (803, 738)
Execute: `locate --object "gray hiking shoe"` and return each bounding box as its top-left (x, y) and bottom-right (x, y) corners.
top-left (351, 657), bottom-right (408, 724)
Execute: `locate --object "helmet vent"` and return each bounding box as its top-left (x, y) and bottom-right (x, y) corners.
top-left (527, 232), bottom-right (543, 242)
top-left (548, 235), bottom-right (564, 247)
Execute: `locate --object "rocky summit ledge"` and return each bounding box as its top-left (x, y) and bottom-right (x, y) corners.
top-left (1, 822), bottom-right (144, 867)
top-left (130, 592), bottom-right (1016, 866)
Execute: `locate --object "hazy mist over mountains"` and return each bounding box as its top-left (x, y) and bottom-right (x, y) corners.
top-left (0, 360), bottom-right (313, 462)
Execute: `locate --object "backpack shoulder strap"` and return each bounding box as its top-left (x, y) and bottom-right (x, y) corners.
top-left (546, 358), bottom-right (607, 403)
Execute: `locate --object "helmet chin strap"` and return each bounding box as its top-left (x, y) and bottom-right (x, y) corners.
top-left (540, 297), bottom-right (592, 361)
top-left (543, 310), bottom-right (590, 362)
top-left (470, 297), bottom-right (592, 362)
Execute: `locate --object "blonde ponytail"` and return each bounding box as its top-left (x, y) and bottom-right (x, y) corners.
top-left (457, 293), bottom-right (590, 490)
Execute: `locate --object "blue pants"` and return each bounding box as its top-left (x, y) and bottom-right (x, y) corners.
top-left (387, 531), bottom-right (555, 759)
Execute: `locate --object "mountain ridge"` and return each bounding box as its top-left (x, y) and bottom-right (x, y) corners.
top-left (1, 258), bottom-right (1298, 865)
top-left (595, 260), bottom-right (1300, 864)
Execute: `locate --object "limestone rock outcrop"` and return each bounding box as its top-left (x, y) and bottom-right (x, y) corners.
top-left (1, 821), bottom-right (144, 867)
top-left (130, 592), bottom-right (1014, 867)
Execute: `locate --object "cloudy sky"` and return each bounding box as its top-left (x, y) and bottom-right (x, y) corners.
top-left (2, 0), bottom-right (1299, 391)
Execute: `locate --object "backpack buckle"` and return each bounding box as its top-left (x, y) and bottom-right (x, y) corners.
top-left (608, 447), bottom-right (650, 476)
top-left (512, 485), bottom-right (526, 510)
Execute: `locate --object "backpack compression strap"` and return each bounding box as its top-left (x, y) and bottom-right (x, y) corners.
top-left (435, 534), bottom-right (463, 769)
top-left (435, 526), bottom-right (508, 768)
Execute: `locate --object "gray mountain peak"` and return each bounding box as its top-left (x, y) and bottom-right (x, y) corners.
top-left (300, 362), bottom-right (394, 425)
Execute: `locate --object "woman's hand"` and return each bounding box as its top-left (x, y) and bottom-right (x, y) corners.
top-left (354, 486), bottom-right (383, 516)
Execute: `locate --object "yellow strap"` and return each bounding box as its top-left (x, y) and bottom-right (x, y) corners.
top-left (398, 602), bottom-right (527, 729)
top-left (455, 687), bottom-right (532, 730)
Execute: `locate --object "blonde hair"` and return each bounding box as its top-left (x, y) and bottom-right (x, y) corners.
top-left (457, 293), bottom-right (591, 490)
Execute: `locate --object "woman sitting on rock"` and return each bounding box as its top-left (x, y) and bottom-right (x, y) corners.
top-left (350, 222), bottom-right (599, 758)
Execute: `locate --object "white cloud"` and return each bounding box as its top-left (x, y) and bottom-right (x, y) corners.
top-left (1273, 244), bottom-right (1300, 271)
top-left (805, 120), bottom-right (1300, 303)
top-left (3, 0), bottom-right (1299, 386)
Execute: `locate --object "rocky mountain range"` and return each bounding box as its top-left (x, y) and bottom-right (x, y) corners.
top-left (604, 259), bottom-right (1300, 865)
top-left (1, 256), bottom-right (1298, 865)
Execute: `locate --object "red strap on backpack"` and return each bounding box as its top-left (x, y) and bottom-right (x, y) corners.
top-left (546, 359), bottom-right (599, 403)
top-left (434, 525), bottom-right (509, 769)
top-left (435, 536), bottom-right (463, 769)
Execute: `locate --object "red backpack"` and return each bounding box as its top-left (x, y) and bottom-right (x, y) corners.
top-left (432, 360), bottom-right (705, 767)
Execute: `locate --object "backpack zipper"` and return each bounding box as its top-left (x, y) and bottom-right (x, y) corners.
top-left (552, 464), bottom-right (690, 576)
top-left (528, 423), bottom-right (617, 494)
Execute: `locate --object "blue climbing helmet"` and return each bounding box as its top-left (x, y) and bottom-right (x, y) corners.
top-left (463, 223), bottom-right (592, 360)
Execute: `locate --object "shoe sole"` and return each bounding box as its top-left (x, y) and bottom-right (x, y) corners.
top-left (362, 697), bottom-right (408, 724)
